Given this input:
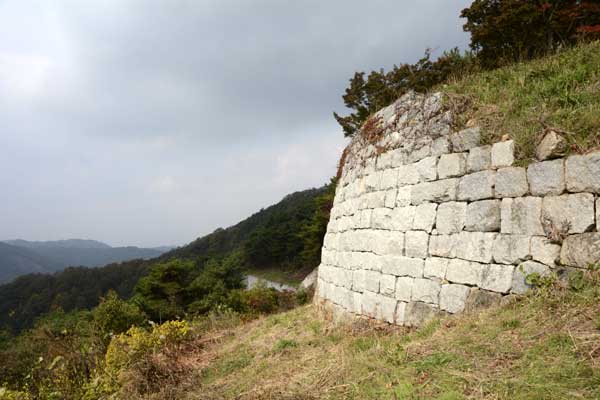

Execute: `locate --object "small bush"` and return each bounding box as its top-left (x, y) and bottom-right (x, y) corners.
top-left (88, 320), bottom-right (191, 398)
top-left (93, 290), bottom-right (147, 338)
top-left (237, 285), bottom-right (279, 314)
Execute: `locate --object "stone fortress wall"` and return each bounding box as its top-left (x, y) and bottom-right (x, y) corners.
top-left (316, 91), bottom-right (600, 326)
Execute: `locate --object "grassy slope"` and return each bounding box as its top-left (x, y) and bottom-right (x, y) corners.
top-left (142, 271), bottom-right (600, 400)
top-left (444, 41), bottom-right (600, 163)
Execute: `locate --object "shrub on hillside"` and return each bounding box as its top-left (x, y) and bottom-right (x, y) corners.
top-left (0, 310), bottom-right (103, 400)
top-left (93, 290), bottom-right (147, 338)
top-left (86, 320), bottom-right (191, 399)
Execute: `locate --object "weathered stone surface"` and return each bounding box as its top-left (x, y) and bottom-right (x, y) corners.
top-left (446, 258), bottom-right (483, 286)
top-left (379, 168), bottom-right (399, 190)
top-left (411, 179), bottom-right (458, 205)
top-left (364, 270), bottom-right (381, 293)
top-left (387, 206), bottom-right (415, 231)
top-left (467, 145), bottom-right (491, 172)
top-left (381, 256), bottom-right (424, 278)
top-left (415, 156), bottom-right (438, 182)
top-left (360, 291), bottom-right (378, 318)
top-left (375, 231), bottom-right (405, 256)
top-left (397, 164), bottom-right (420, 185)
top-left (393, 301), bottom-right (407, 324)
top-left (407, 141), bottom-right (432, 164)
top-left (565, 152), bottom-right (600, 193)
top-left (395, 276), bottom-right (413, 301)
top-left (365, 173), bottom-right (380, 192)
top-left (536, 130), bottom-right (566, 161)
top-left (527, 159), bottom-right (565, 196)
top-left (384, 189), bottom-right (397, 208)
top-left (450, 127), bottom-right (480, 152)
top-left (396, 186), bottom-right (412, 207)
top-left (541, 193), bottom-right (595, 234)
top-left (458, 170), bottom-right (495, 201)
top-left (405, 231), bottom-right (430, 258)
top-left (424, 257), bottom-right (448, 280)
top-left (411, 278), bottom-right (441, 304)
top-left (464, 288), bottom-right (502, 312)
top-left (491, 140), bottom-right (515, 168)
top-left (431, 136), bottom-right (450, 157)
top-left (429, 234), bottom-right (458, 258)
top-left (512, 261), bottom-right (551, 294)
top-left (389, 148), bottom-right (406, 168)
top-left (455, 232), bottom-right (497, 263)
top-left (372, 207), bottom-right (394, 230)
top-left (481, 264), bottom-right (514, 293)
top-left (530, 236), bottom-right (560, 266)
top-left (465, 200), bottom-right (501, 232)
top-left (361, 292), bottom-right (399, 323)
top-left (317, 278), bottom-right (329, 299)
top-left (376, 151), bottom-right (393, 170)
top-left (379, 273), bottom-right (397, 296)
top-left (492, 234), bottom-right (531, 264)
top-left (494, 167), bottom-right (528, 198)
top-left (350, 292), bottom-right (363, 314)
top-left (404, 301), bottom-right (440, 327)
top-left (300, 268), bottom-right (319, 289)
top-left (412, 203), bottom-right (438, 232)
top-left (366, 191), bottom-right (386, 209)
top-left (436, 202), bottom-right (466, 234)
top-left (440, 284), bottom-right (470, 313)
top-left (438, 153), bottom-right (467, 179)
top-left (352, 269), bottom-right (366, 292)
top-left (560, 233), bottom-right (600, 268)
top-left (500, 197), bottom-right (544, 235)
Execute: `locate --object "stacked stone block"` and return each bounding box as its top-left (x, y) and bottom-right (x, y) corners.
top-left (316, 91), bottom-right (600, 326)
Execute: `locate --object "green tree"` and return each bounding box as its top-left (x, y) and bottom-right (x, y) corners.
top-left (186, 252), bottom-right (245, 314)
top-left (461, 0), bottom-right (600, 68)
top-left (92, 290), bottom-right (147, 336)
top-left (134, 259), bottom-right (197, 321)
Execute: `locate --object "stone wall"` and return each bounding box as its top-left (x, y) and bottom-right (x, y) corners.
top-left (316, 91), bottom-right (600, 326)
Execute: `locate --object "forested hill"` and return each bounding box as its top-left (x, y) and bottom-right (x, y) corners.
top-left (0, 183), bottom-right (334, 333)
top-left (0, 260), bottom-right (150, 333)
top-left (163, 185), bottom-right (331, 268)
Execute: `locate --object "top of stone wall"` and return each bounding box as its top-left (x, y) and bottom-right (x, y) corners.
top-left (340, 91), bottom-right (456, 185)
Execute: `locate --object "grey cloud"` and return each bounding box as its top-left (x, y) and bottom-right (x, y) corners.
top-left (0, 0), bottom-right (472, 246)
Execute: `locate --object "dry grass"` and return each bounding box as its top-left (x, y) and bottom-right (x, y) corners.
top-left (139, 270), bottom-right (600, 400)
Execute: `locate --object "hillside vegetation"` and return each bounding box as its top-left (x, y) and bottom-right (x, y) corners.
top-left (42, 268), bottom-right (598, 400)
top-left (445, 40), bottom-right (600, 162)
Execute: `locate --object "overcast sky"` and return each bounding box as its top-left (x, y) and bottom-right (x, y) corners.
top-left (0, 0), bottom-right (472, 247)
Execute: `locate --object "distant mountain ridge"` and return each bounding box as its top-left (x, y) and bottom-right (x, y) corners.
top-left (0, 239), bottom-right (172, 284)
top-left (4, 238), bottom-right (112, 250)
